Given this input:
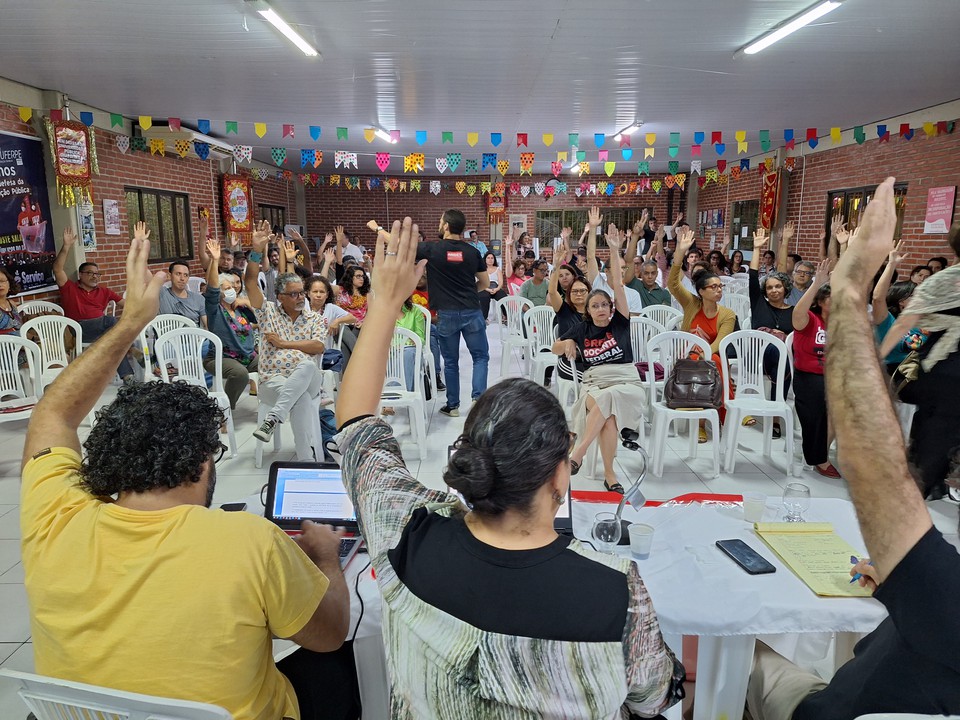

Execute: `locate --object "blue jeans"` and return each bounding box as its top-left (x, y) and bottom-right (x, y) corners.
top-left (79, 316), bottom-right (135, 379)
top-left (429, 330), bottom-right (442, 377)
top-left (437, 309), bottom-right (488, 409)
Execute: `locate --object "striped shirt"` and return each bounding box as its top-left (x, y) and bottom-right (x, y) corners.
top-left (337, 417), bottom-right (683, 719)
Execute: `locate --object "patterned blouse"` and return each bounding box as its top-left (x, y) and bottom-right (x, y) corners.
top-left (338, 417), bottom-right (683, 719)
top-left (252, 302), bottom-right (326, 381)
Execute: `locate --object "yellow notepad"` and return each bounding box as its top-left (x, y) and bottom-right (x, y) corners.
top-left (754, 522), bottom-right (872, 597)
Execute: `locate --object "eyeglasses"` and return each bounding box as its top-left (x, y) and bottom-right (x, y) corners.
top-left (213, 442), bottom-right (228, 464)
top-left (280, 291), bottom-right (305, 299)
top-left (570, 288), bottom-right (588, 294)
top-left (80, 271), bottom-right (101, 277)
top-left (702, 284), bottom-right (724, 291)
top-left (793, 270), bottom-right (813, 276)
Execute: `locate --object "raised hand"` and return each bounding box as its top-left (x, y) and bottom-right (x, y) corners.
top-left (323, 246), bottom-right (336, 264)
top-left (836, 225), bottom-right (851, 246)
top-left (654, 225), bottom-right (666, 243)
top-left (133, 221), bottom-right (150, 242)
top-left (372, 217), bottom-right (427, 307)
top-left (283, 239), bottom-right (298, 262)
top-left (251, 219), bottom-right (272, 253)
top-left (834, 177), bottom-right (898, 289)
top-left (205, 238), bottom-right (221, 261)
top-left (675, 212), bottom-right (684, 226)
top-left (63, 227), bottom-right (78, 247)
top-left (335, 225), bottom-right (346, 244)
top-left (605, 224), bottom-right (622, 251)
top-left (556, 237), bottom-right (569, 262)
top-left (752, 228), bottom-right (769, 249)
top-left (288, 228), bottom-right (304, 243)
top-left (831, 217), bottom-right (846, 239)
top-left (199, 212), bottom-right (210, 240)
top-left (782, 220), bottom-right (796, 242)
top-left (587, 206), bottom-right (603, 229)
top-left (640, 208), bottom-right (649, 225)
top-left (812, 257), bottom-right (832, 287)
top-left (366, 220), bottom-right (382, 234)
top-left (888, 238), bottom-right (906, 267)
top-left (676, 226), bottom-right (696, 255)
top-left (561, 226), bottom-right (572, 240)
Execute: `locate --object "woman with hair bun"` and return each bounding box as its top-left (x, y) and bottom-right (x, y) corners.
top-left (334, 217), bottom-right (683, 720)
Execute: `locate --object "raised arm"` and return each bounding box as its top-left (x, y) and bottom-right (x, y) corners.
top-left (623, 217), bottom-right (643, 285)
top-left (279, 238), bottom-right (297, 276)
top-left (547, 236), bottom-right (568, 312)
top-left (749, 228), bottom-right (768, 272)
top-left (826, 176), bottom-right (932, 582)
top-left (871, 240), bottom-right (905, 326)
top-left (205, 238), bottom-right (222, 292)
top-left (585, 206), bottom-right (602, 285)
top-left (605, 225), bottom-right (629, 320)
top-left (668, 228), bottom-right (698, 310)
top-left (289, 229), bottom-right (314, 274)
top-left (198, 211), bottom-right (213, 271)
top-left (776, 221), bottom-right (795, 273)
top-left (319, 245), bottom-right (336, 282)
top-left (792, 257), bottom-right (830, 332)
top-left (243, 220), bottom-right (270, 309)
top-left (23, 223), bottom-right (165, 466)
top-left (52, 227), bottom-right (77, 287)
top-left (336, 219), bottom-right (427, 425)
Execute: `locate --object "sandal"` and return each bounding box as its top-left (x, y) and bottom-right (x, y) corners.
top-left (604, 479), bottom-right (625, 494)
top-left (772, 423), bottom-right (782, 439)
top-left (570, 459), bottom-right (581, 475)
top-left (742, 416), bottom-right (756, 427)
top-left (698, 427), bottom-right (708, 444)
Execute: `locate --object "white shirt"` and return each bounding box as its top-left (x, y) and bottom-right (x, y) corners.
top-left (342, 242), bottom-right (364, 262)
top-left (592, 274), bottom-right (644, 315)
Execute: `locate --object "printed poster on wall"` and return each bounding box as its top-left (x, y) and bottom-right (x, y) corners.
top-left (923, 186), bottom-right (956, 234)
top-left (103, 199), bottom-right (121, 235)
top-left (221, 174), bottom-right (253, 234)
top-left (0, 130), bottom-right (57, 295)
top-left (77, 199), bottom-right (96, 250)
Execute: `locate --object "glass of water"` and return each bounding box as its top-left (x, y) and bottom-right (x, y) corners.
top-left (782, 482), bottom-right (811, 522)
top-left (592, 512), bottom-right (622, 552)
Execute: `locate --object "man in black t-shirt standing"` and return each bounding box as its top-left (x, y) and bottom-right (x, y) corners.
top-left (415, 210), bottom-right (489, 417)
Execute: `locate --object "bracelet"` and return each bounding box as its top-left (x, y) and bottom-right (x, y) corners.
top-left (248, 251), bottom-right (263, 263)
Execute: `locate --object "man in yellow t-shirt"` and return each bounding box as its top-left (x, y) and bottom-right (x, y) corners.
top-left (20, 222), bottom-right (350, 720)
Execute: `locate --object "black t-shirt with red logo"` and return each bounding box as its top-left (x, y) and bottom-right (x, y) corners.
top-left (559, 311), bottom-right (633, 369)
top-left (416, 240), bottom-right (486, 311)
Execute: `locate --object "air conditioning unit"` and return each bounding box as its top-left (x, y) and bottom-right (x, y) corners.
top-left (140, 127), bottom-right (234, 159)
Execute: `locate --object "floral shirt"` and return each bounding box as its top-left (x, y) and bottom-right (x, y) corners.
top-left (337, 290), bottom-right (369, 325)
top-left (253, 302), bottom-right (327, 380)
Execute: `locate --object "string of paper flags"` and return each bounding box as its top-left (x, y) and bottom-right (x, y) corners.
top-left (19, 107), bottom-right (954, 194)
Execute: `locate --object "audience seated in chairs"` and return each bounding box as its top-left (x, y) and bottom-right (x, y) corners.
top-left (334, 215), bottom-right (685, 718)
top-left (19, 229), bottom-right (353, 720)
top-left (478, 250), bottom-right (508, 320)
top-left (0, 266), bottom-right (24, 336)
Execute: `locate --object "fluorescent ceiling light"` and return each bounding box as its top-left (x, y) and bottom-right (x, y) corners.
top-left (737, 0), bottom-right (842, 56)
top-left (613, 120), bottom-right (642, 142)
top-left (375, 129), bottom-right (397, 144)
top-left (258, 7), bottom-right (319, 57)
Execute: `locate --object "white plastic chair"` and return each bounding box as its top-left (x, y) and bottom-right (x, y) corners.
top-left (554, 356), bottom-right (580, 415)
top-left (0, 335), bottom-right (43, 423)
top-left (645, 331), bottom-right (721, 478)
top-left (524, 305), bottom-right (558, 385)
top-left (105, 299), bottom-right (117, 317)
top-left (187, 276), bottom-right (203, 294)
top-left (719, 330), bottom-right (796, 476)
top-left (411, 303), bottom-right (437, 398)
top-left (636, 304), bottom-right (682, 331)
top-left (156, 328), bottom-right (238, 459)
top-left (0, 668), bottom-right (232, 720)
top-left (20, 315), bottom-right (82, 391)
top-left (629, 316), bottom-right (665, 364)
top-left (138, 314), bottom-right (196, 379)
top-left (718, 292), bottom-right (752, 330)
top-left (379, 327), bottom-right (427, 460)
top-left (724, 276), bottom-right (749, 295)
top-left (18, 300), bottom-right (64, 316)
top-left (254, 393), bottom-right (325, 468)
top-left (495, 295), bottom-right (534, 377)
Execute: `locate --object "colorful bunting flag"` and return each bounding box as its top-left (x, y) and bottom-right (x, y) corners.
top-left (740, 158), bottom-right (750, 171)
top-left (455, 181), bottom-right (466, 194)
top-left (271, 147), bottom-right (287, 166)
top-left (233, 145), bottom-right (252, 163)
top-left (557, 151), bottom-right (568, 162)
top-left (310, 126), bottom-right (321, 141)
top-left (594, 133), bottom-right (605, 148)
top-left (637, 162), bottom-right (649, 176)
top-left (467, 132), bottom-right (479, 147)
top-left (691, 160), bottom-right (702, 174)
top-left (644, 148), bottom-right (655, 159)
top-left (283, 124), bottom-right (294, 138)
top-left (149, 138), bottom-right (164, 155)
top-left (520, 152), bottom-right (535, 175)
top-left (330, 175), bottom-right (340, 186)
top-left (691, 144), bottom-right (702, 157)
top-left (619, 134), bottom-right (631, 148)
top-left (301, 149), bottom-right (314, 168)
top-left (806, 128), bottom-right (818, 149)
top-left (578, 161), bottom-right (590, 176)
top-left (337, 127), bottom-right (348, 140)
top-left (760, 130), bottom-right (770, 151)
top-left (447, 153), bottom-right (461, 171)
top-left (714, 143), bottom-right (726, 156)
top-left (491, 133), bottom-right (502, 147)
top-left (197, 119), bottom-right (210, 134)
top-left (878, 124), bottom-right (890, 142)
top-left (576, 150), bottom-right (586, 162)
top-left (390, 130), bottom-right (400, 142)
top-left (497, 160), bottom-right (510, 176)
top-left (442, 131), bottom-right (453, 144)
top-left (435, 157), bottom-right (447, 173)
top-left (116, 136), bottom-right (130, 154)
top-left (711, 131), bottom-right (722, 145)
top-left (225, 121), bottom-right (238, 135)
top-left (668, 146), bottom-right (679, 158)
top-left (416, 130), bottom-right (427, 145)
top-left (664, 175), bottom-right (675, 189)
top-left (668, 161), bottom-right (679, 174)
top-left (138, 115), bottom-right (152, 130)
top-left (75, 111), bottom-right (93, 127)
top-left (784, 129), bottom-right (795, 149)
top-left (480, 181), bottom-right (491, 194)
top-left (731, 167), bottom-right (741, 180)
top-left (465, 159), bottom-right (478, 173)
top-left (430, 180), bottom-right (441, 195)
top-left (482, 153), bottom-right (497, 170)
top-left (675, 173), bottom-right (686, 189)
top-left (542, 133), bottom-right (554, 147)
top-left (900, 123), bottom-right (914, 140)
top-left (622, 148), bottom-right (633, 160)
top-left (172, 139), bottom-right (189, 157)
top-left (193, 141), bottom-right (209, 160)
top-left (520, 186), bottom-right (530, 198)
top-left (335, 150), bottom-right (347, 168)
top-left (253, 122), bottom-right (267, 138)
top-left (923, 122), bottom-right (936, 137)
top-left (49, 110), bottom-right (63, 122)
top-left (598, 150), bottom-right (608, 161)
top-left (645, 133), bottom-right (656, 146)
top-left (785, 157), bottom-right (796, 172)
top-left (568, 133), bottom-right (579, 148)
top-left (830, 127), bottom-right (842, 144)
top-left (651, 180), bottom-right (662, 194)
top-left (411, 179), bottom-right (421, 192)
top-left (517, 133), bottom-right (528, 147)
top-left (604, 162), bottom-right (616, 177)
top-left (735, 130), bottom-right (747, 154)
top-left (376, 152), bottom-right (391, 172)
top-left (550, 161), bottom-right (563, 177)
top-left (705, 169), bottom-right (718, 182)
top-left (17, 107), bottom-right (32, 122)
top-left (363, 128), bottom-right (376, 143)
top-left (597, 182), bottom-right (608, 195)
top-left (404, 153), bottom-right (424, 173)
top-left (764, 157), bottom-right (775, 171)
top-left (111, 113), bottom-right (123, 128)
top-left (694, 131), bottom-right (705, 145)
top-left (717, 160), bottom-right (727, 174)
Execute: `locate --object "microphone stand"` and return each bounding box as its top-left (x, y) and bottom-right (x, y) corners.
top-left (615, 445), bottom-right (648, 545)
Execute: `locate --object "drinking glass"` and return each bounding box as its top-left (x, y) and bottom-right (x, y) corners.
top-left (782, 482), bottom-right (811, 522)
top-left (592, 512), bottom-right (622, 552)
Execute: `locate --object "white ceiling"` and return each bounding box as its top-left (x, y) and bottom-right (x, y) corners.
top-left (2, 0), bottom-right (958, 174)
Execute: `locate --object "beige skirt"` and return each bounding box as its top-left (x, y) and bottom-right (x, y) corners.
top-left (570, 364), bottom-right (647, 437)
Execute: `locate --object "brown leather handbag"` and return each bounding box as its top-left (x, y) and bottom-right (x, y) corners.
top-left (663, 357), bottom-right (723, 410)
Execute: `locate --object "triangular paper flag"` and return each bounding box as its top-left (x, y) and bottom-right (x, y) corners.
top-left (706, 169), bottom-right (718, 182)
top-left (225, 121), bottom-right (238, 135)
top-left (456, 181), bottom-right (466, 194)
top-left (467, 132), bottom-right (479, 147)
top-left (698, 176), bottom-right (707, 188)
top-left (271, 147), bottom-right (287, 166)
top-left (168, 117), bottom-right (181, 132)
top-left (193, 141), bottom-right (209, 160)
top-left (899, 123), bottom-right (914, 140)
top-left (520, 186), bottom-right (531, 197)
top-left (735, 130), bottom-right (746, 143)
top-left (785, 157), bottom-right (796, 172)
top-left (337, 127), bottom-right (348, 140)
top-left (442, 131), bottom-right (453, 144)
top-left (737, 141), bottom-right (748, 154)
top-left (49, 110), bottom-right (63, 122)
top-left (830, 127), bottom-right (842, 144)
top-left (711, 131), bottom-right (722, 144)
top-left (447, 153), bottom-right (461, 171)
top-left (497, 160), bottom-right (510, 176)
top-left (18, 107), bottom-right (32, 122)
top-left (759, 130), bottom-right (770, 151)
top-left (281, 124), bottom-right (293, 138)
top-left (482, 153), bottom-right (497, 170)
top-left (254, 122), bottom-right (267, 138)
top-left (390, 130), bottom-right (400, 142)
top-left (416, 130), bottom-right (427, 145)
top-left (578, 162), bottom-right (590, 176)
top-left (576, 150), bottom-right (586, 162)
top-left (731, 167), bottom-right (741, 180)
top-left (740, 159), bottom-right (750, 171)
top-left (149, 138), bottom-right (165, 155)
top-left (411, 179), bottom-right (421, 192)
top-left (669, 146), bottom-right (679, 158)
top-left (233, 145), bottom-right (252, 163)
top-left (645, 133), bottom-right (656, 146)
top-left (694, 131), bottom-right (705, 145)
top-left (435, 157), bottom-right (448, 173)
top-left (377, 152), bottom-right (391, 171)
top-left (644, 147), bottom-right (655, 159)
top-left (597, 182), bottom-right (608, 194)
top-left (923, 122), bottom-right (936, 137)
top-left (690, 160), bottom-right (701, 174)
top-left (550, 161), bottom-right (563, 177)
top-left (197, 119), bottom-right (210, 134)
top-left (637, 162), bottom-right (649, 175)
top-left (604, 162), bottom-right (616, 177)
top-left (467, 185), bottom-right (477, 197)
top-left (517, 133), bottom-right (527, 147)
top-left (111, 113), bottom-right (123, 128)
top-left (877, 124), bottom-right (890, 142)
top-left (465, 159), bottom-right (477, 173)
top-left (717, 160), bottom-right (727, 174)
top-left (364, 128), bottom-right (376, 143)
top-left (489, 133), bottom-right (501, 147)
top-left (480, 181), bottom-right (491, 194)
top-left (784, 128), bottom-right (795, 149)
top-left (598, 150), bottom-right (608, 161)
top-left (175, 139), bottom-right (190, 158)
top-left (568, 133), bottom-right (579, 148)
top-left (301, 149), bottom-right (315, 168)
top-left (139, 115), bottom-right (153, 130)
top-left (664, 175), bottom-right (676, 189)
top-left (557, 151), bottom-right (568, 162)
top-left (622, 148), bottom-right (633, 160)
top-left (594, 133), bottom-right (605, 148)
top-left (691, 144), bottom-right (702, 157)
top-left (651, 180), bottom-right (662, 193)
top-left (79, 111), bottom-right (94, 127)
top-left (715, 143), bottom-right (726, 155)
top-left (310, 126), bottom-right (321, 141)
top-left (668, 161), bottom-right (679, 174)
top-left (116, 136), bottom-right (130, 154)
top-left (806, 128), bottom-right (818, 149)
top-left (619, 134), bottom-right (631, 148)
top-left (542, 133), bottom-right (554, 147)
top-left (509, 182), bottom-right (521, 195)
top-left (430, 180), bottom-right (441, 195)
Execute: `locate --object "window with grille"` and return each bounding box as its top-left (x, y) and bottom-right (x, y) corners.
top-left (825, 183), bottom-right (907, 241)
top-left (730, 200), bottom-right (761, 251)
top-left (124, 187), bottom-right (193, 262)
top-left (259, 204), bottom-right (287, 231)
top-left (535, 207), bottom-right (658, 247)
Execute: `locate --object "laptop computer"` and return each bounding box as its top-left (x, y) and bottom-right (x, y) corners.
top-left (264, 461), bottom-right (363, 568)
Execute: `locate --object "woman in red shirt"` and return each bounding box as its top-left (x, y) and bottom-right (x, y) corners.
top-left (791, 258), bottom-right (839, 478)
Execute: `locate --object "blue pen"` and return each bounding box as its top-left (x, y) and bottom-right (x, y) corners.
top-left (849, 555), bottom-right (872, 584)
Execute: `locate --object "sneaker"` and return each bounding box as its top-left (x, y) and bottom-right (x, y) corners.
top-left (439, 405), bottom-right (460, 417)
top-left (436, 374), bottom-right (446, 390)
top-left (253, 417), bottom-right (278, 442)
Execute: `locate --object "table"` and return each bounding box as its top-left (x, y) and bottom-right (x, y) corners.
top-left (571, 496), bottom-right (888, 720)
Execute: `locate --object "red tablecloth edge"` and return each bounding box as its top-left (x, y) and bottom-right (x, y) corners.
top-left (571, 491), bottom-right (744, 506)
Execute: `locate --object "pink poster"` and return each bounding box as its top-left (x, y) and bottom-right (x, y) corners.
top-left (923, 186), bottom-right (956, 234)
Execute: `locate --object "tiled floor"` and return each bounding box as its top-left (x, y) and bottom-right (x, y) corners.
top-left (0, 323), bottom-right (957, 716)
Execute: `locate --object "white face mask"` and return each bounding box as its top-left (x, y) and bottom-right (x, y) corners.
top-left (222, 288), bottom-right (237, 305)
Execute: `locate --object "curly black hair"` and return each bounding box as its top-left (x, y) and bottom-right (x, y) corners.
top-left (79, 381), bottom-right (224, 496)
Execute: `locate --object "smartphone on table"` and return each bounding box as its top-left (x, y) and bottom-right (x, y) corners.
top-left (716, 539), bottom-right (776, 575)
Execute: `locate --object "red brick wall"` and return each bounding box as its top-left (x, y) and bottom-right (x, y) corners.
top-left (0, 101), bottom-right (295, 304)
top-left (698, 125), bottom-right (960, 266)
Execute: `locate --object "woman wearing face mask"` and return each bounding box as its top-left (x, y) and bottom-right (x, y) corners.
top-left (552, 222), bottom-right (645, 494)
top-left (306, 275), bottom-right (356, 372)
top-left (203, 239), bottom-right (258, 410)
top-left (0, 267), bottom-right (24, 336)
top-left (748, 230), bottom-right (795, 433)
